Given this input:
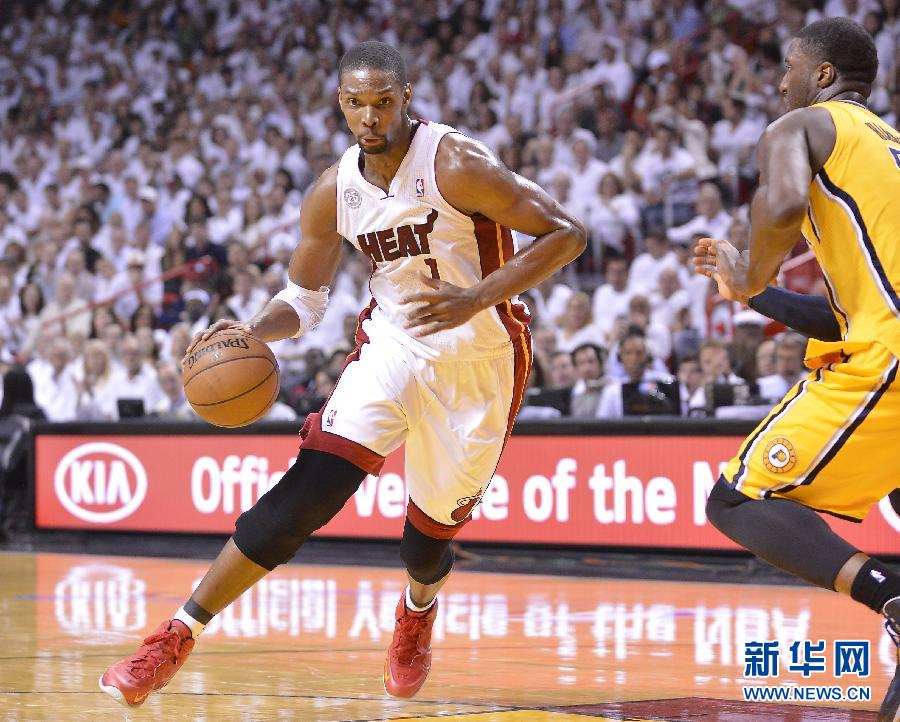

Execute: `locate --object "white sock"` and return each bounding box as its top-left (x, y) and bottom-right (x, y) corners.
top-left (173, 606), bottom-right (207, 638)
top-left (405, 586), bottom-right (435, 613)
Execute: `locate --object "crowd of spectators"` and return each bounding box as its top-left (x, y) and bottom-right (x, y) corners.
top-left (0, 0), bottom-right (898, 423)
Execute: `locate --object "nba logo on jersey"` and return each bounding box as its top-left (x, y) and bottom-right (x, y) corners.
top-left (415, 178), bottom-right (425, 197)
top-left (325, 409), bottom-right (337, 427)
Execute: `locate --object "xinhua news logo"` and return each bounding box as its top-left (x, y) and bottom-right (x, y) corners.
top-left (741, 639), bottom-right (871, 703)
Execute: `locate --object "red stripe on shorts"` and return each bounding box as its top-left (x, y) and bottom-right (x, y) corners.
top-left (298, 412), bottom-right (385, 476)
top-left (472, 214), bottom-right (531, 341)
top-left (504, 329), bottom-right (532, 445)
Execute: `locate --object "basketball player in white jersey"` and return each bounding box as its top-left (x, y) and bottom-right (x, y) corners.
top-left (100, 41), bottom-right (585, 707)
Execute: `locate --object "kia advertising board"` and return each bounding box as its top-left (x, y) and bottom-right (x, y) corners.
top-left (34, 430), bottom-right (899, 554)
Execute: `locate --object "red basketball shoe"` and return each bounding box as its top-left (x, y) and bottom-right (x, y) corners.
top-left (383, 594), bottom-right (438, 698)
top-left (99, 620), bottom-right (195, 707)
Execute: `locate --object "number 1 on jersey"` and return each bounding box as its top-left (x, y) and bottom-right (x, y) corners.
top-left (425, 257), bottom-right (441, 279)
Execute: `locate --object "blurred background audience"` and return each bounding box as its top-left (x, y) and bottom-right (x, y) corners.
top-left (1, 0), bottom-right (897, 421)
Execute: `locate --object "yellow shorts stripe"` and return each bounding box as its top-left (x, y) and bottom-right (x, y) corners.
top-left (728, 369), bottom-right (822, 490)
top-left (772, 356), bottom-right (899, 497)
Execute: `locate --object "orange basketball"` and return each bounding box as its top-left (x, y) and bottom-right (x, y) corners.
top-left (182, 330), bottom-right (280, 428)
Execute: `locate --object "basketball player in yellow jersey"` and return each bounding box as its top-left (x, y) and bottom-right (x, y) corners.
top-left (694, 17), bottom-right (900, 721)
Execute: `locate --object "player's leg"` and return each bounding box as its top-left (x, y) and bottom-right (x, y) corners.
top-left (706, 344), bottom-right (900, 720)
top-left (707, 482), bottom-right (900, 721)
top-left (401, 519), bottom-right (454, 607)
top-left (383, 336), bottom-right (531, 698)
top-left (194, 449), bottom-right (374, 610)
top-left (382, 519), bottom-right (455, 697)
top-left (99, 448), bottom-right (373, 707)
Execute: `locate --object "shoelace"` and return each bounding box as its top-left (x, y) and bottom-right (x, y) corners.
top-left (392, 615), bottom-right (431, 666)
top-left (127, 628), bottom-right (185, 675)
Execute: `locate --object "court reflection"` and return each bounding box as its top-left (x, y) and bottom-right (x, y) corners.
top-left (9, 552), bottom-right (891, 718)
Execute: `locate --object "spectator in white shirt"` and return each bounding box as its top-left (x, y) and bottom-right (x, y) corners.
top-left (667, 182), bottom-right (733, 246)
top-left (585, 172), bottom-right (640, 258)
top-left (570, 343), bottom-right (607, 418)
top-left (526, 273), bottom-right (573, 329)
top-left (165, 135), bottom-right (205, 190)
top-left (556, 292), bottom-right (605, 353)
top-left (537, 66), bottom-right (571, 132)
top-left (0, 208), bottom-right (27, 256)
top-left (208, 188), bottom-right (243, 244)
top-left (706, 26), bottom-right (749, 90)
top-left (628, 233), bottom-right (680, 295)
top-left (677, 353), bottom-right (703, 416)
top-left (634, 119), bottom-right (698, 228)
top-left (139, 186), bottom-right (175, 247)
top-left (552, 109), bottom-right (598, 168)
top-left (38, 272), bottom-right (92, 341)
top-left (596, 334), bottom-right (675, 418)
top-left (568, 139), bottom-right (609, 214)
top-left (152, 359), bottom-right (195, 419)
top-left (592, 255), bottom-right (633, 336)
top-left (32, 337), bottom-right (78, 422)
top-left (534, 136), bottom-right (562, 191)
top-left (710, 97), bottom-right (765, 196)
top-left (688, 338), bottom-right (746, 413)
top-left (650, 267), bottom-right (691, 330)
top-left (109, 334), bottom-right (163, 416)
top-left (39, 182), bottom-right (69, 225)
top-left (62, 248), bottom-right (97, 302)
top-left (226, 269), bottom-right (268, 323)
top-left (757, 333), bottom-right (808, 401)
top-left (588, 40), bottom-right (635, 103)
top-left (73, 338), bottom-right (118, 420)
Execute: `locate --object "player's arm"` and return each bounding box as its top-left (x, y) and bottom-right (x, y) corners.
top-left (405, 134), bottom-right (586, 335)
top-left (696, 107), bottom-right (836, 298)
top-left (748, 287), bottom-right (842, 341)
top-left (695, 233), bottom-right (842, 341)
top-left (187, 166), bottom-right (342, 350)
top-left (248, 164), bottom-right (342, 342)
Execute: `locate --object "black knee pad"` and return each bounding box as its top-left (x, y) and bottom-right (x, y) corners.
top-left (705, 475), bottom-right (751, 532)
top-left (233, 449), bottom-right (368, 570)
top-left (400, 519), bottom-right (455, 585)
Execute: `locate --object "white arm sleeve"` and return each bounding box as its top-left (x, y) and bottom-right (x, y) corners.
top-left (272, 283), bottom-right (330, 339)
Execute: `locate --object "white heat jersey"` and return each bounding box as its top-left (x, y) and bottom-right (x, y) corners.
top-left (335, 120), bottom-right (529, 360)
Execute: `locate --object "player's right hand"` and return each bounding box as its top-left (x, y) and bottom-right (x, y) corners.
top-left (693, 237), bottom-right (749, 304)
top-left (184, 320), bottom-right (253, 361)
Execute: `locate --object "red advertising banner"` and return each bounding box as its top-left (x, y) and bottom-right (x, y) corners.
top-left (34, 433), bottom-right (899, 554)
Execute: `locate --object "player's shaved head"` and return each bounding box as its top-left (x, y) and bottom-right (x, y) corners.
top-left (339, 41), bottom-right (406, 86)
top-left (795, 17), bottom-right (878, 86)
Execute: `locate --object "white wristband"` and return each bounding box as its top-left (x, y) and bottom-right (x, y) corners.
top-left (272, 283), bottom-right (329, 338)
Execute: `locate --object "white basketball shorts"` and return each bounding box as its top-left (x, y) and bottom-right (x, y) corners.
top-left (298, 309), bottom-right (531, 537)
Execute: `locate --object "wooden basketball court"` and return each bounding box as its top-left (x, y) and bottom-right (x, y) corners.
top-left (0, 551), bottom-right (890, 720)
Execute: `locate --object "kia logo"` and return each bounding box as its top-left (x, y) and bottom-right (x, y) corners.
top-left (54, 442), bottom-right (148, 523)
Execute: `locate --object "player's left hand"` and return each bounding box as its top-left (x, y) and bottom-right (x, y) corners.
top-left (693, 237), bottom-right (750, 304)
top-left (403, 275), bottom-right (482, 336)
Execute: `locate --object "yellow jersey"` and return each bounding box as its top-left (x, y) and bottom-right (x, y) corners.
top-left (800, 99), bottom-right (900, 359)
